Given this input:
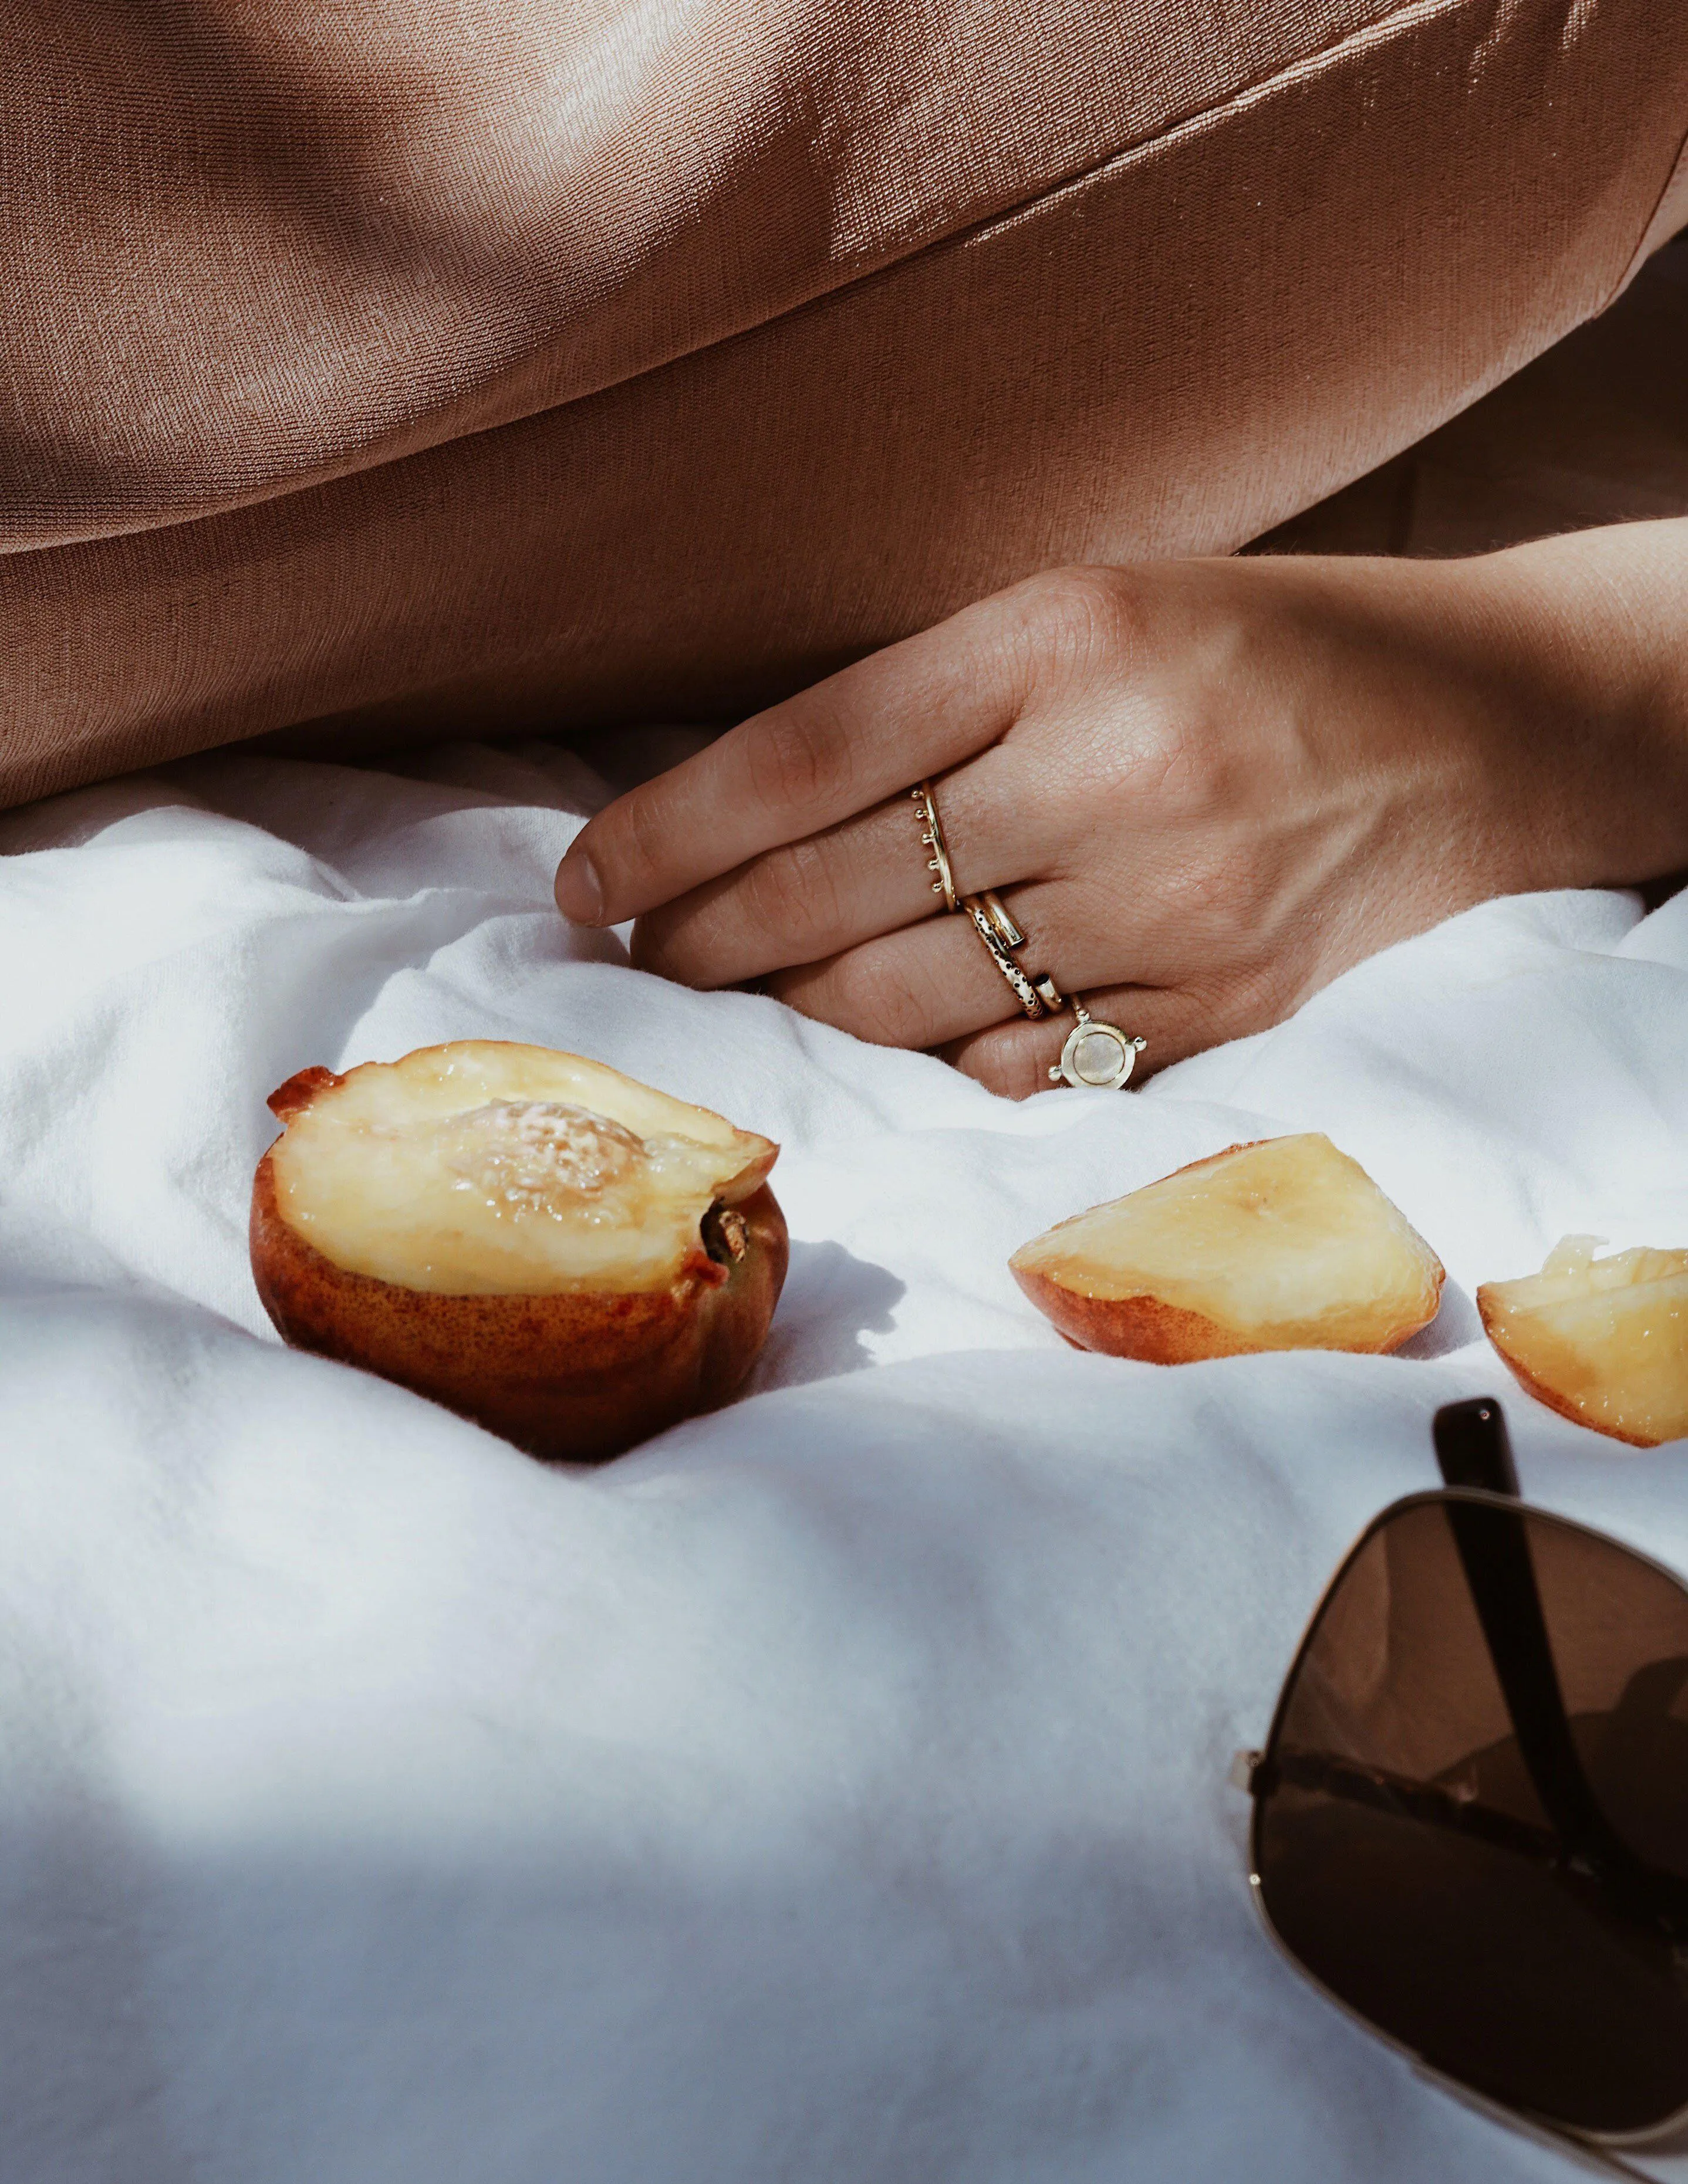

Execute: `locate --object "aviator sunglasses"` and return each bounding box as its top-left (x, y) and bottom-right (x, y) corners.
top-left (1233, 1398), bottom-right (1688, 2175)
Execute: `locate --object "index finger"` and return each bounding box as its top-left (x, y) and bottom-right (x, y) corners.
top-left (553, 590), bottom-right (1032, 927)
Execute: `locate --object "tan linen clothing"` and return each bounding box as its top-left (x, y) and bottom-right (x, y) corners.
top-left (1257, 227), bottom-right (1688, 562)
top-left (2, 2), bottom-right (1687, 807)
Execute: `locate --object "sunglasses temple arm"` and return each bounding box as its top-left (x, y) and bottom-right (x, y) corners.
top-left (1432, 1404), bottom-right (1676, 1900)
top-left (1445, 1502), bottom-right (1619, 1858)
top-left (1433, 1398), bottom-right (1520, 1498)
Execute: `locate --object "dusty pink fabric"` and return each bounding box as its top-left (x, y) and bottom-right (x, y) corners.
top-left (1257, 233), bottom-right (1688, 562)
top-left (1633, 137), bottom-right (1688, 269)
top-left (2, 1), bottom-right (1686, 805)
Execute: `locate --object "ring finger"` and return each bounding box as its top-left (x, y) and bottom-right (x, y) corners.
top-left (762, 878), bottom-right (1116, 1051)
top-left (629, 747), bottom-right (1058, 989)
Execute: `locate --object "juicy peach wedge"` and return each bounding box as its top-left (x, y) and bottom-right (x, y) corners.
top-left (1478, 1236), bottom-right (1688, 1448)
top-left (251, 1042), bottom-right (787, 1462)
top-left (1011, 1133), bottom-right (1444, 1361)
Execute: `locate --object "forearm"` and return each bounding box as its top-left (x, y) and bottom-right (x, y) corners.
top-left (1474, 517), bottom-right (1688, 890)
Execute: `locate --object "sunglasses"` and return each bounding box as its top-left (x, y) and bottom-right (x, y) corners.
top-left (1233, 1397), bottom-right (1688, 2175)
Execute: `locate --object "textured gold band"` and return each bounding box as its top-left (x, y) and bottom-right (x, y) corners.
top-left (975, 888), bottom-right (1025, 951)
top-left (911, 780), bottom-right (959, 913)
top-left (963, 895), bottom-right (1046, 1019)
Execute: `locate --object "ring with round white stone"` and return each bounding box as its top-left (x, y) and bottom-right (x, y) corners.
top-left (1049, 1002), bottom-right (1147, 1090)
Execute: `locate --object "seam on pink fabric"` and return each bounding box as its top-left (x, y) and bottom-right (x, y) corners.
top-left (516, 0), bottom-right (1480, 423)
top-left (1611, 126), bottom-right (1688, 302)
top-left (934, 0), bottom-right (1471, 255)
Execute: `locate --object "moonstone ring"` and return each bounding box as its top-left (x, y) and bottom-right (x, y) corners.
top-left (1050, 1004), bottom-right (1147, 1090)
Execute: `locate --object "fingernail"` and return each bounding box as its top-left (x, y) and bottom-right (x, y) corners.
top-left (555, 847), bottom-right (605, 925)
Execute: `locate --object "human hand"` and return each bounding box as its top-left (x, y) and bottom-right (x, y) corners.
top-left (554, 535), bottom-right (1688, 1095)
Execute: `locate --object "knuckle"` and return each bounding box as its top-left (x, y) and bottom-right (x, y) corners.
top-left (1227, 955), bottom-right (1309, 1033)
top-left (1162, 982), bottom-right (1226, 1054)
top-left (830, 950), bottom-right (933, 1049)
top-left (1012, 564), bottom-right (1142, 679)
top-left (739, 837), bottom-right (840, 945)
top-left (953, 1029), bottom-right (1046, 1100)
top-left (990, 1046), bottom-right (1047, 1101)
top-left (606, 788), bottom-right (673, 895)
top-left (744, 706), bottom-right (856, 823)
top-left (626, 907), bottom-right (693, 982)
top-left (1172, 965), bottom-right (1288, 1056)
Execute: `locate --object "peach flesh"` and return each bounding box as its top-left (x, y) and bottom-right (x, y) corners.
top-left (1479, 1236), bottom-right (1688, 1448)
top-left (1011, 1134), bottom-right (1444, 1362)
top-left (251, 1042), bottom-right (788, 1462)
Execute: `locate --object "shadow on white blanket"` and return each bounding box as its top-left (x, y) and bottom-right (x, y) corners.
top-left (1, 738), bottom-right (1684, 2184)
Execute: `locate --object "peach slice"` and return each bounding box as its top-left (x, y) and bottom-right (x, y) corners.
top-left (1011, 1133), bottom-right (1444, 1361)
top-left (250, 1042), bottom-right (787, 1462)
top-left (1478, 1236), bottom-right (1688, 1448)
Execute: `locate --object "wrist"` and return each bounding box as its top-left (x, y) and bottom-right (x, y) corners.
top-left (1467, 523), bottom-right (1688, 888)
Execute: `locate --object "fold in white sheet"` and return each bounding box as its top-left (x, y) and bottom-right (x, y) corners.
top-left (0, 739), bottom-right (1684, 2184)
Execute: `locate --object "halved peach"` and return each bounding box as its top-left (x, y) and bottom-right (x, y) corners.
top-left (1478, 1236), bottom-right (1688, 1448)
top-left (1011, 1133), bottom-right (1444, 1361)
top-left (251, 1042), bottom-right (787, 1462)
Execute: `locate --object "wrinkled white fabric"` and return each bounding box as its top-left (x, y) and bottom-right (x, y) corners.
top-left (1, 737), bottom-right (1685, 2184)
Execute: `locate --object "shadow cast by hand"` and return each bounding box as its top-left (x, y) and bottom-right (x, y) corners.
top-left (747, 1240), bottom-right (906, 1393)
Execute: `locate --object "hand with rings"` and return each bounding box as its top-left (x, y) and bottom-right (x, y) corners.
top-left (555, 543), bottom-right (1688, 1097)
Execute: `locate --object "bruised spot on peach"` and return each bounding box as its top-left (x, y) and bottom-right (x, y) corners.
top-left (1010, 1133), bottom-right (1443, 1363)
top-left (250, 1040), bottom-right (787, 1463)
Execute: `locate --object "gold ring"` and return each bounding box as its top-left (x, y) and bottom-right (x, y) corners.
top-left (976, 889), bottom-right (1025, 951)
top-left (911, 780), bottom-right (959, 913)
top-left (1048, 1002), bottom-right (1147, 1090)
top-left (963, 895), bottom-right (1046, 1019)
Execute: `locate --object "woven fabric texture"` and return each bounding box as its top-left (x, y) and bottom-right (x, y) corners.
top-left (2, 0), bottom-right (1686, 804)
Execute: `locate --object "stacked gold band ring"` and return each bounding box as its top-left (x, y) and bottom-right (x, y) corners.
top-left (964, 896), bottom-right (1051, 1018)
top-left (904, 776), bottom-right (1146, 1084)
top-left (965, 898), bottom-right (1146, 1087)
top-left (974, 889), bottom-right (1024, 951)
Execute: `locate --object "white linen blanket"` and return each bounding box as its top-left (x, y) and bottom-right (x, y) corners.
top-left (1, 736), bottom-right (1685, 2184)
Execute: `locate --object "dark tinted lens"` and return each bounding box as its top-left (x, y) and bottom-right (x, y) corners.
top-left (1254, 1496), bottom-right (1688, 2136)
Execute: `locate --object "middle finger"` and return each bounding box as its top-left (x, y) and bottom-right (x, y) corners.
top-left (630, 750), bottom-right (1048, 989)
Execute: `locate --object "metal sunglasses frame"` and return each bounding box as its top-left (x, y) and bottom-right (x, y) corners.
top-left (1230, 1399), bottom-right (1688, 2180)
